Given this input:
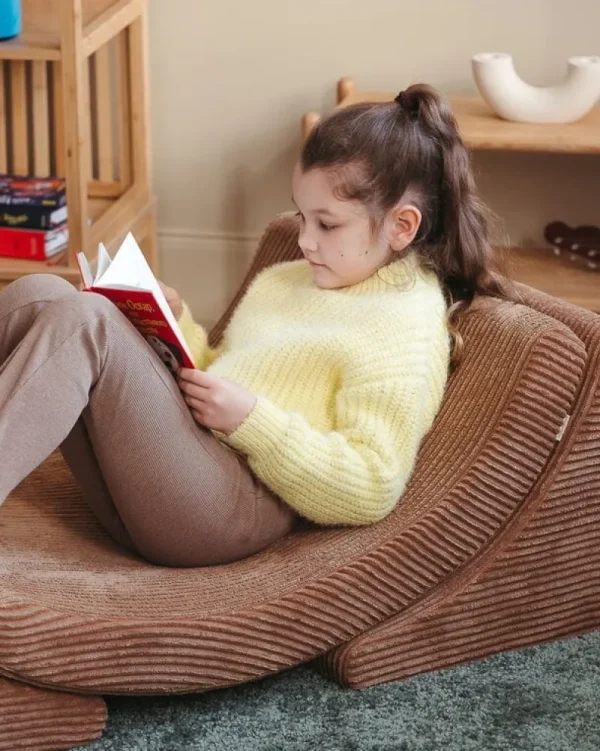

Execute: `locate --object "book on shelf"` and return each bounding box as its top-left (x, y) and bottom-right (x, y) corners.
top-left (77, 233), bottom-right (195, 376)
top-left (0, 175), bottom-right (67, 230)
top-left (0, 222), bottom-right (68, 261)
top-left (0, 204), bottom-right (67, 230)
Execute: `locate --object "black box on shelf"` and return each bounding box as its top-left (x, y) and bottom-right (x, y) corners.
top-left (0, 175), bottom-right (67, 230)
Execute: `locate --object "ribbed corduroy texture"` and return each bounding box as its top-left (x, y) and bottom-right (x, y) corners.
top-left (0, 675), bottom-right (106, 751)
top-left (318, 279), bottom-right (600, 688)
top-left (1, 213), bottom-right (597, 751)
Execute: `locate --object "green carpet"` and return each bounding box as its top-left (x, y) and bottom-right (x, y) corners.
top-left (74, 631), bottom-right (600, 751)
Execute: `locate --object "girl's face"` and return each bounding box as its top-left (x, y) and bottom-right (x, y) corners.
top-left (292, 163), bottom-right (395, 289)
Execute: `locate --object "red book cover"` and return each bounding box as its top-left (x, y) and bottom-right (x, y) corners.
top-left (0, 224), bottom-right (68, 260)
top-left (77, 233), bottom-right (196, 376)
top-left (84, 286), bottom-right (195, 373)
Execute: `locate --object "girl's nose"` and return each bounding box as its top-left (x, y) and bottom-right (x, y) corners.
top-left (298, 226), bottom-right (318, 254)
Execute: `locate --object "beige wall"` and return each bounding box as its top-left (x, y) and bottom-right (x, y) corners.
top-left (147, 0), bottom-right (600, 325)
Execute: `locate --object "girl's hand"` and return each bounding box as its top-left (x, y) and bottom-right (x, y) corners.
top-left (158, 280), bottom-right (183, 320)
top-left (178, 368), bottom-right (257, 435)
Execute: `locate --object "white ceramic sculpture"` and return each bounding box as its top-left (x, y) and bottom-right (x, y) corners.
top-left (472, 52), bottom-right (600, 123)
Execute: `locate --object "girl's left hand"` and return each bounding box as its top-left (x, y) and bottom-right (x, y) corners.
top-left (177, 368), bottom-right (256, 435)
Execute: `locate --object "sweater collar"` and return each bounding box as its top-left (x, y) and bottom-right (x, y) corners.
top-left (338, 250), bottom-right (423, 296)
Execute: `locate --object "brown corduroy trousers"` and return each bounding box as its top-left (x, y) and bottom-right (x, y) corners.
top-left (0, 274), bottom-right (298, 567)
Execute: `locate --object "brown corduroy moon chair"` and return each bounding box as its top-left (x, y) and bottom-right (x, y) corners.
top-left (1, 212), bottom-right (600, 751)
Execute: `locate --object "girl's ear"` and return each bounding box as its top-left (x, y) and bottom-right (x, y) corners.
top-left (388, 204), bottom-right (422, 252)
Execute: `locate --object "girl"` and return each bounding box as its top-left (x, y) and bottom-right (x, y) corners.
top-left (0, 84), bottom-right (512, 568)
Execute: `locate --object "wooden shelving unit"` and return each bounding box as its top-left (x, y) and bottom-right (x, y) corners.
top-left (0, 0), bottom-right (157, 289)
top-left (302, 77), bottom-right (600, 313)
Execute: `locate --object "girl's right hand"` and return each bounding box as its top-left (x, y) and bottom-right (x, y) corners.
top-left (158, 280), bottom-right (184, 320)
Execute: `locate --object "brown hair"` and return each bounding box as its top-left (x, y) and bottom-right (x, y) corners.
top-left (300, 83), bottom-right (520, 369)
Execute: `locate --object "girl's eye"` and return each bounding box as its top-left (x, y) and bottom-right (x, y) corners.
top-left (294, 211), bottom-right (336, 232)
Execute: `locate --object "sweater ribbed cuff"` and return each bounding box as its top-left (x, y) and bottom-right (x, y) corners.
top-left (221, 395), bottom-right (289, 460)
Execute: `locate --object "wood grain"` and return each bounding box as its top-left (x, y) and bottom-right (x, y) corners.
top-left (504, 247), bottom-right (600, 313)
top-left (0, 63), bottom-right (6, 172)
top-left (337, 89), bottom-right (600, 154)
top-left (32, 60), bottom-right (50, 175)
top-left (10, 60), bottom-right (28, 173)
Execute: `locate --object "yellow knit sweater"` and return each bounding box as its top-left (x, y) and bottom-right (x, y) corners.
top-left (177, 251), bottom-right (451, 526)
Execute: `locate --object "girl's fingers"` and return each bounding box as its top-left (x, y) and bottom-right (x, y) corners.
top-left (186, 396), bottom-right (204, 412)
top-left (179, 368), bottom-right (219, 387)
top-left (182, 387), bottom-right (207, 408)
top-left (178, 371), bottom-right (210, 398)
top-left (178, 369), bottom-right (221, 410)
top-left (178, 367), bottom-right (200, 381)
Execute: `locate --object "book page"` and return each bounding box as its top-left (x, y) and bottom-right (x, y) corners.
top-left (96, 233), bottom-right (156, 290)
top-left (94, 232), bottom-right (191, 362)
top-left (94, 243), bottom-right (112, 283)
top-left (76, 251), bottom-right (94, 289)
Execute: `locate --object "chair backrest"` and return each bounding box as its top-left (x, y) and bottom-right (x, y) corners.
top-left (208, 210), bottom-right (589, 531)
top-left (202, 211), bottom-right (591, 629)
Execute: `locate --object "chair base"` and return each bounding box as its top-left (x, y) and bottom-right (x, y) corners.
top-left (0, 674), bottom-right (106, 751)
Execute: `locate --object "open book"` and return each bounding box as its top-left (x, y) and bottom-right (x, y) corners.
top-left (77, 233), bottom-right (195, 375)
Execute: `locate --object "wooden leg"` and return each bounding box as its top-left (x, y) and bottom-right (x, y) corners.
top-left (337, 77), bottom-right (356, 103)
top-left (59, 0), bottom-right (91, 267)
top-left (0, 674), bottom-right (107, 751)
top-left (301, 112), bottom-right (321, 141)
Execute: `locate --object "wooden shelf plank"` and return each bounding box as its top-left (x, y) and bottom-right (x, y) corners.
top-left (0, 1), bottom-right (139, 62)
top-left (0, 253), bottom-right (79, 283)
top-left (0, 30), bottom-right (61, 62)
top-left (453, 97), bottom-right (600, 154)
top-left (338, 92), bottom-right (600, 154)
top-left (502, 247), bottom-right (600, 313)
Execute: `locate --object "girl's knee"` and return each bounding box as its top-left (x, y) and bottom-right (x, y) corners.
top-left (8, 273), bottom-right (75, 303)
top-left (50, 288), bottom-right (120, 323)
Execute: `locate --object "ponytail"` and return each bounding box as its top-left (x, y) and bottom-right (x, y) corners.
top-left (394, 85), bottom-right (519, 367)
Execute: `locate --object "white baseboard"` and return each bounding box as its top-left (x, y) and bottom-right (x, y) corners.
top-left (157, 228), bottom-right (261, 328)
